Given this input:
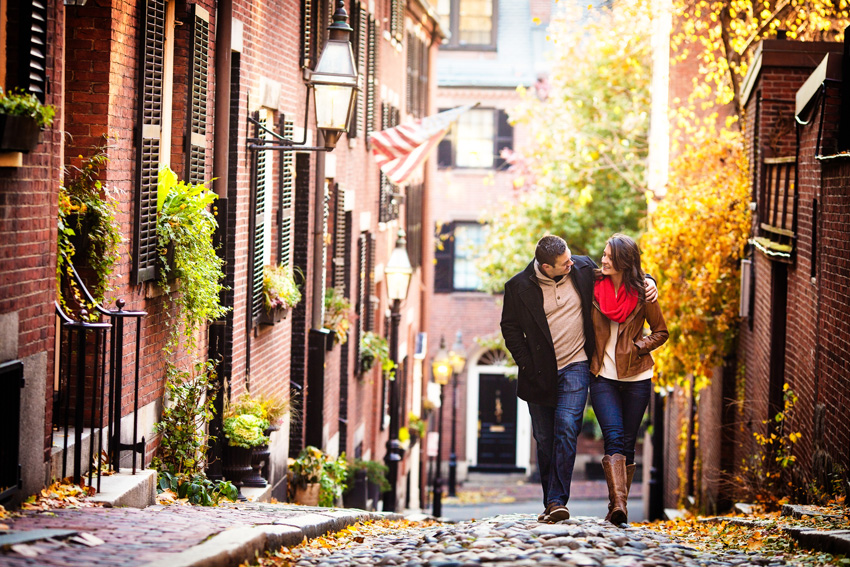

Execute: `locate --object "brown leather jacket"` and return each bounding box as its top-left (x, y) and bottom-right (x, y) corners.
top-left (589, 297), bottom-right (669, 379)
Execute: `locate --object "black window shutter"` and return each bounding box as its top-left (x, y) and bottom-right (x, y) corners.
top-left (332, 184), bottom-right (347, 292)
top-left (494, 109), bottom-right (514, 170)
top-left (22, 3), bottom-right (48, 100)
top-left (250, 114), bottom-right (269, 322)
top-left (186, 5), bottom-right (210, 185)
top-left (365, 16), bottom-right (378, 139)
top-left (279, 118), bottom-right (295, 266)
top-left (434, 222), bottom-right (455, 292)
top-left (355, 232), bottom-right (375, 373)
top-left (301, 0), bottom-right (316, 69)
top-left (132, 0), bottom-right (166, 285)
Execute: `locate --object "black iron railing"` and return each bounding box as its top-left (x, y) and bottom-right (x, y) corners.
top-left (54, 264), bottom-right (147, 491)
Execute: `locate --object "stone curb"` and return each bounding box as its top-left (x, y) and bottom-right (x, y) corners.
top-left (782, 527), bottom-right (850, 556)
top-left (141, 509), bottom-right (403, 567)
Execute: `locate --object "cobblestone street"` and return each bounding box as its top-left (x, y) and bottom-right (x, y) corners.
top-left (254, 513), bottom-right (842, 567)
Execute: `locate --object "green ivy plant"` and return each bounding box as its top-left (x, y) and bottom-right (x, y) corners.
top-left (157, 471), bottom-right (237, 506)
top-left (359, 331), bottom-right (396, 379)
top-left (151, 360), bottom-right (218, 476)
top-left (56, 144), bottom-right (122, 314)
top-left (157, 166), bottom-right (229, 340)
top-left (0, 87), bottom-right (55, 127)
top-left (323, 287), bottom-right (353, 344)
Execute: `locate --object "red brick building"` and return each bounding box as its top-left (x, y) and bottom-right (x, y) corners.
top-left (663, 38), bottom-right (850, 512)
top-left (0, 0), bottom-right (442, 511)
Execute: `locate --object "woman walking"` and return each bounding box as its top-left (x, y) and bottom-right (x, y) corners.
top-left (589, 234), bottom-right (668, 525)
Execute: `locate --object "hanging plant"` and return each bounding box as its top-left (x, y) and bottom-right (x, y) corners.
top-left (263, 264), bottom-right (302, 311)
top-left (323, 287), bottom-right (354, 344)
top-left (156, 166), bottom-right (229, 337)
top-left (56, 144), bottom-right (122, 315)
top-left (359, 331), bottom-right (396, 379)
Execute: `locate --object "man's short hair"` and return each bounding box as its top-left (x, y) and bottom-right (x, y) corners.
top-left (535, 235), bottom-right (567, 267)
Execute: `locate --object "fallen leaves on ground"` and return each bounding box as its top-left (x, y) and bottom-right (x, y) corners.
top-left (245, 519), bottom-right (437, 567)
top-left (644, 501), bottom-right (850, 566)
top-left (20, 480), bottom-right (102, 511)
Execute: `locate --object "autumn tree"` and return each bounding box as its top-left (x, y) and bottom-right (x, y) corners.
top-left (644, 1), bottom-right (849, 388)
top-left (477, 0), bottom-right (653, 292)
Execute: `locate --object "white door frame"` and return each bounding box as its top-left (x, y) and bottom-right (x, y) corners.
top-left (464, 347), bottom-right (531, 473)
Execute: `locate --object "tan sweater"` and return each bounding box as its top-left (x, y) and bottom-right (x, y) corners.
top-left (534, 261), bottom-right (587, 370)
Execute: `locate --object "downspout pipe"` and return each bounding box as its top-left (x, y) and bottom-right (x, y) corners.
top-left (207, 0), bottom-right (233, 480)
top-left (311, 148), bottom-right (326, 329)
top-left (213, 1), bottom-right (232, 198)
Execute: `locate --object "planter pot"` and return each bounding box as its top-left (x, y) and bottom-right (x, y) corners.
top-left (155, 241), bottom-right (176, 282)
top-left (294, 482), bottom-right (320, 506)
top-left (366, 480), bottom-right (382, 511)
top-left (343, 469), bottom-right (368, 509)
top-left (258, 306), bottom-right (288, 326)
top-left (241, 444), bottom-right (269, 488)
top-left (0, 114), bottom-right (40, 153)
top-left (222, 443), bottom-right (254, 500)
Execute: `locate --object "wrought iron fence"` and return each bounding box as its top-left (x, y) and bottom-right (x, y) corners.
top-left (54, 265), bottom-right (147, 491)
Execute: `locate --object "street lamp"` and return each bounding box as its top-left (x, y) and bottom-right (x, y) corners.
top-left (382, 230), bottom-right (413, 513)
top-left (247, 0), bottom-right (358, 152)
top-left (431, 337), bottom-right (451, 517)
top-left (447, 331), bottom-right (466, 497)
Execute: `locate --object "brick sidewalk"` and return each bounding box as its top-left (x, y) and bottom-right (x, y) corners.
top-left (0, 502), bottom-right (387, 567)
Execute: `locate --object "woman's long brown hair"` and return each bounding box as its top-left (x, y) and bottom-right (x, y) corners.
top-left (593, 233), bottom-right (646, 303)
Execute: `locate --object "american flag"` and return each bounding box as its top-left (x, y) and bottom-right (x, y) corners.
top-left (368, 104), bottom-right (478, 185)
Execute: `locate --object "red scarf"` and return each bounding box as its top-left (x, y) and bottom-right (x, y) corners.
top-left (594, 277), bottom-right (638, 323)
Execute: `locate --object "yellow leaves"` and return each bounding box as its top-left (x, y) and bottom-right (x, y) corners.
top-left (20, 480), bottom-right (99, 511)
top-left (532, 16), bottom-right (541, 25)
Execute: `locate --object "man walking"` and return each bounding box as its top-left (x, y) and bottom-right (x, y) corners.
top-left (500, 235), bottom-right (655, 522)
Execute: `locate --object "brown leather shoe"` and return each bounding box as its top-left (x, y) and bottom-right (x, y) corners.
top-left (537, 509), bottom-right (549, 522)
top-left (544, 502), bottom-right (571, 523)
top-left (602, 454), bottom-right (629, 525)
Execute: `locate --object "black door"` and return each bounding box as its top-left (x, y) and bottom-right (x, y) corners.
top-left (474, 373), bottom-right (521, 472)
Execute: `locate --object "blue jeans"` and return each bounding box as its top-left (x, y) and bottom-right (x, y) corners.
top-left (528, 361), bottom-right (590, 507)
top-left (589, 376), bottom-right (652, 465)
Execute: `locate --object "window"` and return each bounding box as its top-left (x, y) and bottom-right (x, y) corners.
top-left (437, 0), bottom-right (496, 49)
top-left (437, 108), bottom-right (513, 170)
top-left (406, 32), bottom-right (429, 119)
top-left (434, 221), bottom-right (488, 292)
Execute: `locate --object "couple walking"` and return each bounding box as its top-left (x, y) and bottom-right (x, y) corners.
top-left (501, 234), bottom-right (668, 525)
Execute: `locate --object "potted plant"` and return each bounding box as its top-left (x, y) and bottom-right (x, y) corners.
top-left (323, 287), bottom-right (353, 348)
top-left (260, 264), bottom-right (302, 325)
top-left (359, 331), bottom-right (396, 379)
top-left (343, 459), bottom-right (390, 510)
top-left (408, 412), bottom-right (427, 446)
top-left (288, 446), bottom-right (348, 507)
top-left (0, 87), bottom-right (55, 152)
top-left (226, 391), bottom-right (291, 486)
top-left (222, 413), bottom-right (270, 494)
top-left (288, 446), bottom-right (325, 506)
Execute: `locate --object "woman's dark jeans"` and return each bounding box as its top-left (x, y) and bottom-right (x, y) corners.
top-left (589, 375), bottom-right (652, 465)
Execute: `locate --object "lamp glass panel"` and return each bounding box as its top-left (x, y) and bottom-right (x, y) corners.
top-left (314, 85), bottom-right (355, 130)
top-left (314, 41), bottom-right (356, 77)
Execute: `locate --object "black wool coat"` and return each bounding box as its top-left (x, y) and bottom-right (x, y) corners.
top-left (500, 257), bottom-right (598, 407)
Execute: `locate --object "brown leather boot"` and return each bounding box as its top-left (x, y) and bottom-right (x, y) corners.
top-left (602, 454), bottom-right (628, 525)
top-left (626, 463), bottom-right (636, 495)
